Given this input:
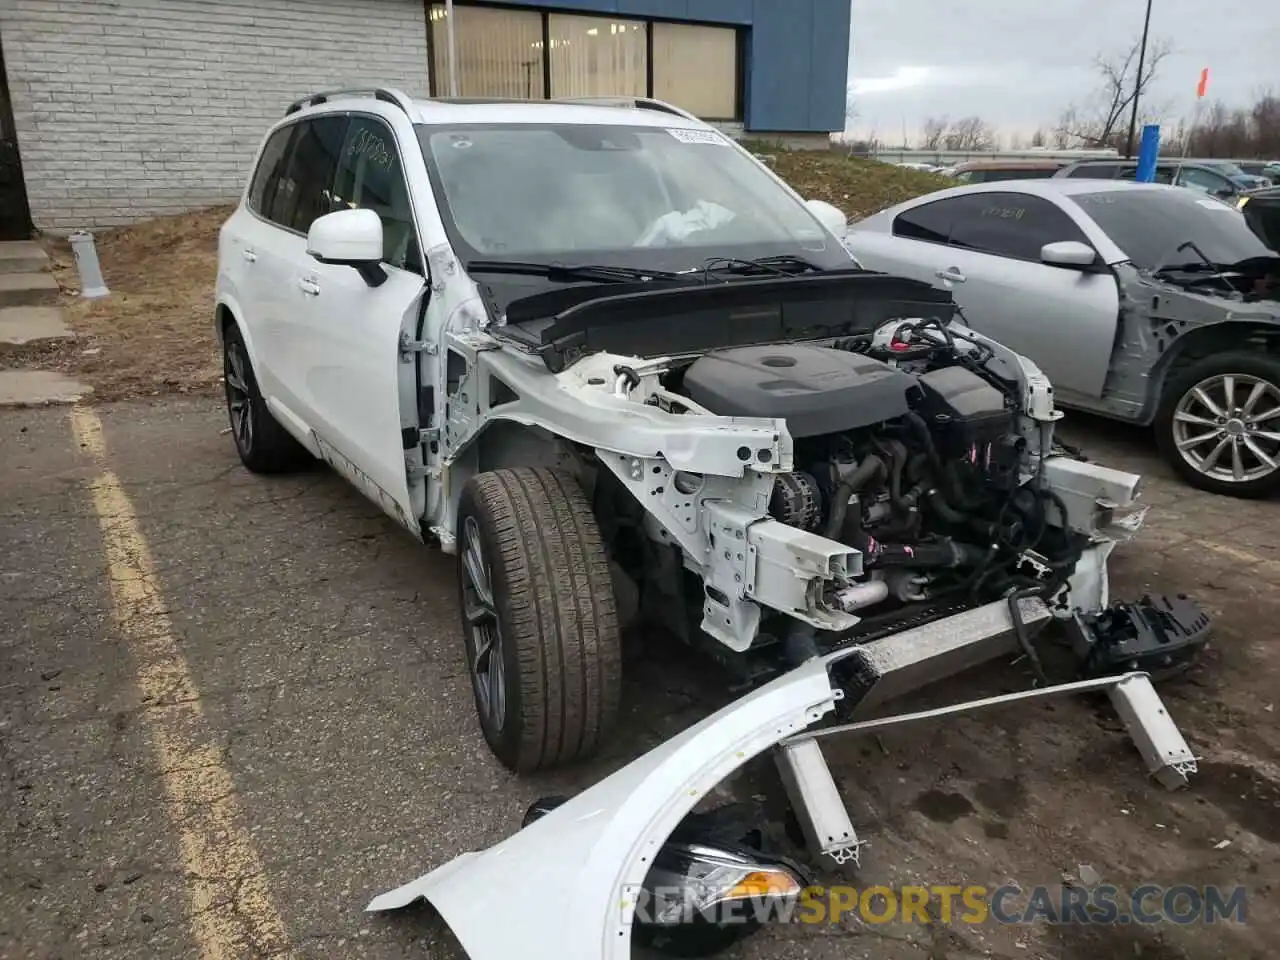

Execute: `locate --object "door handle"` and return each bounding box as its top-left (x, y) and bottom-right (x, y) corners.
top-left (242, 249), bottom-right (257, 263)
top-left (935, 266), bottom-right (966, 283)
top-left (297, 277), bottom-right (321, 296)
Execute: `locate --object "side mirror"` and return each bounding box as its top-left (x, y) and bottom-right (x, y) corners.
top-left (307, 208), bottom-right (387, 287)
top-left (1040, 240), bottom-right (1098, 270)
top-left (805, 199), bottom-right (849, 240)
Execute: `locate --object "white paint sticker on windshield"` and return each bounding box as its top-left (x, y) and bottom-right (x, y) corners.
top-left (667, 127), bottom-right (729, 145)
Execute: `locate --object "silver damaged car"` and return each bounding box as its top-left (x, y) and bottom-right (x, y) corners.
top-left (846, 180), bottom-right (1280, 497)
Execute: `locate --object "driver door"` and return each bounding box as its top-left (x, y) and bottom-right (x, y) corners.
top-left (294, 115), bottom-right (429, 532)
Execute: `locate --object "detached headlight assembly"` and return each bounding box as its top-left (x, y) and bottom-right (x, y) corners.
top-left (636, 840), bottom-right (808, 957)
top-left (522, 797), bottom-right (810, 957)
top-left (643, 841), bottom-right (805, 926)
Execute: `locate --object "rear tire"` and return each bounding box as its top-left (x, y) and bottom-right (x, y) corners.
top-left (1155, 352), bottom-right (1280, 498)
top-left (222, 324), bottom-right (312, 474)
top-left (456, 467), bottom-right (622, 772)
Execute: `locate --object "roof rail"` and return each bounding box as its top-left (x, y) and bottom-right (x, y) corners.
top-left (285, 87), bottom-right (416, 117)
top-left (551, 96), bottom-right (701, 123)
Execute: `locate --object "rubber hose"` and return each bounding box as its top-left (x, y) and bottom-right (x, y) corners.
top-left (889, 441), bottom-right (907, 508)
top-left (824, 455), bottom-right (885, 539)
top-left (928, 489), bottom-right (970, 526)
top-left (904, 412), bottom-right (943, 473)
top-left (1008, 586), bottom-right (1050, 686)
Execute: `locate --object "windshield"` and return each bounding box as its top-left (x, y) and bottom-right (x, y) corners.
top-left (415, 123), bottom-right (849, 270)
top-left (1072, 188), bottom-right (1276, 271)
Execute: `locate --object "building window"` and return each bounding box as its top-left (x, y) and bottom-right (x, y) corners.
top-left (427, 4), bottom-right (741, 121)
top-left (547, 14), bottom-right (646, 99)
top-left (429, 4), bottom-right (546, 99)
top-left (652, 22), bottom-right (738, 121)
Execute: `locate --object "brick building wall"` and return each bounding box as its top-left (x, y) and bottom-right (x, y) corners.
top-left (0, 0), bottom-right (431, 232)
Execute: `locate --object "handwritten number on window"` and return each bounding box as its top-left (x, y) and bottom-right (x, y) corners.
top-left (349, 127), bottom-right (394, 171)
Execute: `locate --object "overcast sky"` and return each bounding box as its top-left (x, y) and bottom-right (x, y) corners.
top-left (847, 0), bottom-right (1278, 142)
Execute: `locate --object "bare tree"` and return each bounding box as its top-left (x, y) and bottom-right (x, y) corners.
top-left (920, 116), bottom-right (949, 151)
top-left (1249, 90), bottom-right (1280, 157)
top-left (842, 96), bottom-right (861, 155)
top-left (1050, 118), bottom-right (1072, 150)
top-left (943, 116), bottom-right (995, 151)
top-left (1030, 128), bottom-right (1047, 148)
top-left (1055, 36), bottom-right (1172, 149)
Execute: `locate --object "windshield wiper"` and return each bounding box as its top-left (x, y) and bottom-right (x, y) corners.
top-left (1151, 241), bottom-right (1239, 295)
top-left (466, 259), bottom-right (684, 284)
top-left (695, 254), bottom-right (828, 278)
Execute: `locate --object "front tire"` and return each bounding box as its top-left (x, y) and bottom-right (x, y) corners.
top-left (456, 468), bottom-right (622, 772)
top-left (1155, 352), bottom-right (1280, 498)
top-left (222, 324), bottom-right (312, 474)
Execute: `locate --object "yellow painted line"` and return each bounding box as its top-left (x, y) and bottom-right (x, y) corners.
top-left (71, 406), bottom-right (292, 959)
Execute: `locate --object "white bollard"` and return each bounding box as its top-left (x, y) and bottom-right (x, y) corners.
top-left (69, 230), bottom-right (110, 299)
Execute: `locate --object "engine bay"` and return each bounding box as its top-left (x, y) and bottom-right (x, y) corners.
top-left (615, 318), bottom-right (1097, 667)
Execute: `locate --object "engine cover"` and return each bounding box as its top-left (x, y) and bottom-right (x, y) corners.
top-left (681, 344), bottom-right (916, 437)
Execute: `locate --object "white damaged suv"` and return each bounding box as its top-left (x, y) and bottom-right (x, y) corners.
top-left (215, 89), bottom-right (1207, 774)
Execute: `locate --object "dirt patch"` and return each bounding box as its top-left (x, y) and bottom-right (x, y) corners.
top-left (31, 206), bottom-right (232, 402)
top-left (913, 789), bottom-right (977, 824)
top-left (1194, 762), bottom-right (1280, 844)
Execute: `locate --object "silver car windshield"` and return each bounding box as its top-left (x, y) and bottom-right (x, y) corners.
top-left (416, 123), bottom-right (835, 262)
top-left (1074, 188), bottom-right (1276, 270)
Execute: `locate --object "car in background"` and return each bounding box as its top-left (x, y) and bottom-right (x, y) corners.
top-left (948, 159), bottom-right (1066, 183)
top-left (895, 161), bottom-right (944, 173)
top-left (844, 180), bottom-right (1280, 497)
top-left (1188, 158), bottom-right (1270, 190)
top-left (1053, 158), bottom-right (1248, 201)
top-left (1240, 185), bottom-right (1280, 252)
top-left (1237, 160), bottom-right (1277, 185)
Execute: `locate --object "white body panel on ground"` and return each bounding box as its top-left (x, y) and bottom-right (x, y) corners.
top-left (367, 656), bottom-right (840, 960)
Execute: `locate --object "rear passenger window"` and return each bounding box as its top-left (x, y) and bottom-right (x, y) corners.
top-left (248, 126), bottom-right (294, 220)
top-left (1118, 166), bottom-right (1174, 183)
top-left (947, 192), bottom-right (1091, 261)
top-left (1067, 163), bottom-right (1120, 179)
top-left (270, 116), bottom-right (349, 234)
top-left (892, 198), bottom-right (956, 244)
top-left (332, 117), bottom-right (423, 273)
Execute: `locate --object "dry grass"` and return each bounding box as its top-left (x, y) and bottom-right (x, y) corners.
top-left (33, 150), bottom-right (947, 402)
top-left (39, 206), bottom-right (233, 402)
top-left (761, 147), bottom-right (952, 219)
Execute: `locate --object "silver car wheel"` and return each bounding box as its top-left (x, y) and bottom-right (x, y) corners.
top-left (460, 515), bottom-right (506, 729)
top-left (1172, 373), bottom-right (1280, 483)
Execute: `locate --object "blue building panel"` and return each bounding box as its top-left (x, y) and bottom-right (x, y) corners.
top-left (473, 0), bottom-right (850, 131)
top-left (800, 0), bottom-right (852, 130)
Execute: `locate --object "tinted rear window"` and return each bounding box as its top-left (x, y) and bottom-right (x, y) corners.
top-left (1067, 163), bottom-right (1121, 179)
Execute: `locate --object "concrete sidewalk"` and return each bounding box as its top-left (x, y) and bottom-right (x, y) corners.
top-left (0, 240), bottom-right (89, 406)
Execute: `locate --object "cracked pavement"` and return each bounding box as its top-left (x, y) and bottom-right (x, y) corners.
top-left (2, 398), bottom-right (1278, 960)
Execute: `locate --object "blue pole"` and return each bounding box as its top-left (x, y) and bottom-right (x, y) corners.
top-left (1135, 124), bottom-right (1161, 182)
